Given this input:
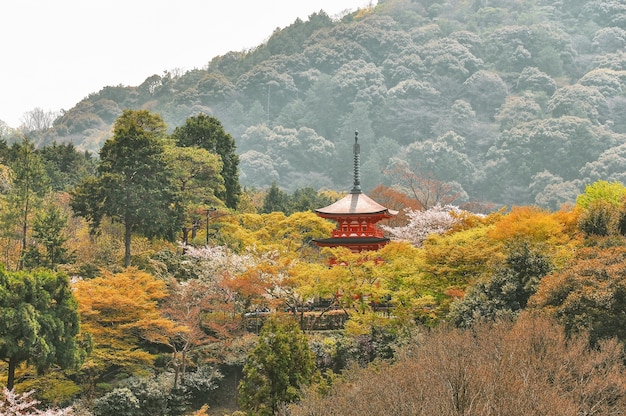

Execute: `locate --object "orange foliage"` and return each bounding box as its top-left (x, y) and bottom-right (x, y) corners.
top-left (74, 268), bottom-right (182, 378)
top-left (369, 185), bottom-right (422, 227)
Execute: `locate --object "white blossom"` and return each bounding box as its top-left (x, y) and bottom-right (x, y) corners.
top-left (381, 204), bottom-right (462, 246)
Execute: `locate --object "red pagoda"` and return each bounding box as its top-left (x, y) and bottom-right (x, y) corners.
top-left (314, 132), bottom-right (397, 252)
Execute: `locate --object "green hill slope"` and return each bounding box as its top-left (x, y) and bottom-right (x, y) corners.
top-left (37, 0), bottom-right (626, 209)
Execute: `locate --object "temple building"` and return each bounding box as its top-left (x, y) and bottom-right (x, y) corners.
top-left (314, 132), bottom-right (398, 252)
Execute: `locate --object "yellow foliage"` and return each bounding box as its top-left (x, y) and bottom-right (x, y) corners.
top-left (74, 268), bottom-right (182, 376)
top-left (488, 206), bottom-right (571, 245)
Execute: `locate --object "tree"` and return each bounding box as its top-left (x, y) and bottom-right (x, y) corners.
top-left (0, 388), bottom-right (74, 415)
top-left (70, 110), bottom-right (183, 267)
top-left (163, 144), bottom-right (224, 247)
top-left (381, 205), bottom-right (463, 247)
top-left (0, 139), bottom-right (51, 270)
top-left (383, 159), bottom-right (464, 209)
top-left (261, 182), bottom-right (289, 214)
top-left (74, 268), bottom-right (182, 391)
top-left (172, 114), bottom-right (241, 209)
top-left (238, 317), bottom-right (316, 415)
top-left (19, 107), bottom-right (58, 133)
top-left (449, 242), bottom-right (553, 328)
top-left (22, 204), bottom-right (74, 270)
top-left (530, 245), bottom-right (626, 346)
top-left (0, 268), bottom-right (83, 390)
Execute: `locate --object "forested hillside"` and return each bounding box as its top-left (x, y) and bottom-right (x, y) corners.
top-left (12, 0), bottom-right (626, 209)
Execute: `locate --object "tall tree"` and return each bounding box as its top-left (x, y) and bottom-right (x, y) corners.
top-left (1, 139), bottom-right (51, 270)
top-left (172, 114), bottom-right (241, 209)
top-left (0, 268), bottom-right (83, 390)
top-left (70, 110), bottom-right (183, 267)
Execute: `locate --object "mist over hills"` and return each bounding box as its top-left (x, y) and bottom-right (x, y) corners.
top-left (15, 0), bottom-right (626, 209)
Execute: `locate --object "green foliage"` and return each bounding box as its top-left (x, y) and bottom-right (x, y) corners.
top-left (92, 387), bottom-right (140, 416)
top-left (70, 110), bottom-right (183, 266)
top-left (0, 138), bottom-right (51, 269)
top-left (261, 182), bottom-right (289, 214)
top-left (172, 113), bottom-right (241, 209)
top-left (26, 1), bottom-right (626, 209)
top-left (260, 184), bottom-right (334, 215)
top-left (576, 180), bottom-right (626, 209)
top-left (0, 268), bottom-right (83, 390)
top-left (449, 242), bottom-right (552, 327)
top-left (238, 317), bottom-right (316, 415)
top-left (23, 204), bottom-right (74, 270)
top-left (38, 142), bottom-right (96, 191)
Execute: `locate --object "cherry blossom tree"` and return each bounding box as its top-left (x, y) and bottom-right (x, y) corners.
top-left (381, 205), bottom-right (463, 246)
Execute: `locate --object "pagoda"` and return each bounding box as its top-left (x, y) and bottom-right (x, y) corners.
top-left (314, 132), bottom-right (398, 252)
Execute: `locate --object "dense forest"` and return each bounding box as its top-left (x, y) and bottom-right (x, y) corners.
top-left (3, 0), bottom-right (626, 415)
top-left (2, 0), bottom-right (626, 209)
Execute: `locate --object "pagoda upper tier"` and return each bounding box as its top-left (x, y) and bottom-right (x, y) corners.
top-left (314, 132), bottom-right (397, 252)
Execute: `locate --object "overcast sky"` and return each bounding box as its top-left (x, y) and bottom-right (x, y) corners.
top-left (0, 0), bottom-right (373, 128)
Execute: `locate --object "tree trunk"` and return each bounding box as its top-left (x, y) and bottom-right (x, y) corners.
top-left (18, 197), bottom-right (29, 271)
top-left (124, 222), bottom-right (132, 267)
top-left (7, 357), bottom-right (17, 390)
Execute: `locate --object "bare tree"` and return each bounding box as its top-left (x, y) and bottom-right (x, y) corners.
top-left (384, 159), bottom-right (462, 209)
top-left (19, 107), bottom-right (59, 132)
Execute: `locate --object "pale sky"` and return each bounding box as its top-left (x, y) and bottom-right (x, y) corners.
top-left (0, 0), bottom-right (373, 128)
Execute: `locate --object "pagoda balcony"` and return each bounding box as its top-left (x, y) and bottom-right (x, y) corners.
top-left (331, 228), bottom-right (385, 239)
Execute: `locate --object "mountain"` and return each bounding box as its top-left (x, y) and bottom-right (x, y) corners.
top-left (33, 0), bottom-right (626, 209)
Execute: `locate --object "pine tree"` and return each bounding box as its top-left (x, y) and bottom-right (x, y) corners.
top-left (238, 317), bottom-right (316, 415)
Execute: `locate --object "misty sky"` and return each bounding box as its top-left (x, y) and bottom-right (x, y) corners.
top-left (0, 0), bottom-right (372, 128)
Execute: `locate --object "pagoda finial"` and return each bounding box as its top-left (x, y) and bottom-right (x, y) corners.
top-left (351, 130), bottom-right (361, 194)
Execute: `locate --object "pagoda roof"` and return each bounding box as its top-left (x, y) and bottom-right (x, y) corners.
top-left (313, 236), bottom-right (391, 245)
top-left (315, 192), bottom-right (399, 217)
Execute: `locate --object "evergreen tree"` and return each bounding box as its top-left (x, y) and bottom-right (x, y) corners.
top-left (22, 204), bottom-right (74, 270)
top-left (1, 138), bottom-right (51, 270)
top-left (70, 110), bottom-right (183, 267)
top-left (0, 268), bottom-right (83, 390)
top-left (449, 242), bottom-right (553, 328)
top-left (238, 317), bottom-right (316, 415)
top-left (261, 182), bottom-right (289, 214)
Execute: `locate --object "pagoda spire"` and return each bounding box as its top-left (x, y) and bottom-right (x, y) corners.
top-left (351, 131), bottom-right (361, 194)
top-left (314, 129), bottom-right (398, 253)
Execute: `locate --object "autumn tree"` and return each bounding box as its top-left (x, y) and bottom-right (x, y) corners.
top-left (172, 114), bottom-right (241, 210)
top-left (160, 279), bottom-right (236, 387)
top-left (529, 245), bottom-right (626, 346)
top-left (74, 268), bottom-right (182, 393)
top-left (238, 317), bottom-right (316, 415)
top-left (288, 315), bottom-right (626, 416)
top-left (381, 204), bottom-right (463, 247)
top-left (0, 268), bottom-right (83, 390)
top-left (383, 159), bottom-right (463, 208)
top-left (70, 110), bottom-right (183, 267)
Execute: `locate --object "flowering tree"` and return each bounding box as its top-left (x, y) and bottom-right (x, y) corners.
top-left (0, 388), bottom-right (73, 415)
top-left (381, 205), bottom-right (462, 246)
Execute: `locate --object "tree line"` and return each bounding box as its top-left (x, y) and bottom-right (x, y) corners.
top-left (7, 0), bottom-right (624, 212)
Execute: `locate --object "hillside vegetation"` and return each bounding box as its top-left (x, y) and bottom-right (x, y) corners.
top-left (11, 0), bottom-right (626, 208)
